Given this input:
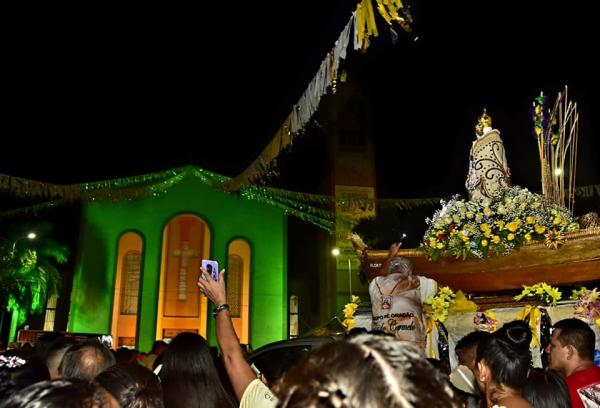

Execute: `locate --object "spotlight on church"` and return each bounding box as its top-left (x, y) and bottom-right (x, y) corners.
top-left (554, 168), bottom-right (562, 176)
top-left (331, 248), bottom-right (340, 256)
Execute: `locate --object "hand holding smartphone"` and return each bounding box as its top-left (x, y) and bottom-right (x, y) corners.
top-left (201, 259), bottom-right (219, 281)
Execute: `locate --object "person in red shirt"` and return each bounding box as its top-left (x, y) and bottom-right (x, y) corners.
top-left (546, 318), bottom-right (600, 408)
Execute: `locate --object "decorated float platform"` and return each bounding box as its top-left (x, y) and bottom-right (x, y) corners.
top-left (353, 228), bottom-right (600, 296)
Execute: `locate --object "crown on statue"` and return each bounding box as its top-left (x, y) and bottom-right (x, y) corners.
top-left (475, 109), bottom-right (493, 136)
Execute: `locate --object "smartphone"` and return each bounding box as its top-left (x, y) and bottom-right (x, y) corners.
top-left (201, 259), bottom-right (219, 280)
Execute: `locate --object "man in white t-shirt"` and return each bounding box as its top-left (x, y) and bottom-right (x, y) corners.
top-left (369, 243), bottom-right (436, 352)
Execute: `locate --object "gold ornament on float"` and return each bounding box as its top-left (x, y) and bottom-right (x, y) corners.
top-left (544, 228), bottom-right (566, 249)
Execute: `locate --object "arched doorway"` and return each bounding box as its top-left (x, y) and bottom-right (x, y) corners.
top-left (156, 215), bottom-right (210, 340)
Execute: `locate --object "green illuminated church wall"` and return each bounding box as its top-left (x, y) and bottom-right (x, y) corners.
top-left (68, 176), bottom-right (287, 351)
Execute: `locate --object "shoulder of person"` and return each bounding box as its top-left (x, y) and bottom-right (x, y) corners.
top-left (239, 378), bottom-right (277, 408)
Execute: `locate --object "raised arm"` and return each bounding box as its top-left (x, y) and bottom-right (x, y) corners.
top-left (380, 242), bottom-right (402, 276)
top-left (197, 268), bottom-right (255, 401)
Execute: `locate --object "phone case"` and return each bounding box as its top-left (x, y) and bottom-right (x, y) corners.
top-left (202, 259), bottom-right (219, 280)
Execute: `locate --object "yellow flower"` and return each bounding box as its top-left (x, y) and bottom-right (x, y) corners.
top-left (351, 295), bottom-right (360, 304)
top-left (483, 230), bottom-right (492, 238)
top-left (436, 243), bottom-right (445, 249)
top-left (507, 220), bottom-right (521, 232)
top-left (343, 302), bottom-right (358, 318)
top-left (507, 233), bottom-right (515, 241)
top-left (535, 225), bottom-right (546, 234)
top-left (481, 239), bottom-right (488, 247)
top-left (483, 207), bottom-right (493, 216)
top-left (342, 318), bottom-right (355, 330)
top-left (492, 235), bottom-right (501, 244)
top-left (480, 223), bottom-right (491, 232)
top-left (526, 216), bottom-right (535, 225)
top-left (525, 234), bottom-right (532, 242)
top-left (553, 216), bottom-right (562, 225)
top-left (496, 220), bottom-right (505, 230)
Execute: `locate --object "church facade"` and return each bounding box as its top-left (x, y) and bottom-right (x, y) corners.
top-left (67, 170), bottom-right (288, 352)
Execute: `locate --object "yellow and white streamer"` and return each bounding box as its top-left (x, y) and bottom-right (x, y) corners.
top-left (518, 304), bottom-right (542, 348)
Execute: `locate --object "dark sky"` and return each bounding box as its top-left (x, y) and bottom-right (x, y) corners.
top-left (2, 1), bottom-right (599, 200)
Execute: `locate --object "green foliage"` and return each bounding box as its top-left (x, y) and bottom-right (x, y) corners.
top-left (0, 223), bottom-right (69, 324)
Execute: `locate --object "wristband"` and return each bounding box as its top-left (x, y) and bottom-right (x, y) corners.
top-left (213, 304), bottom-right (230, 316)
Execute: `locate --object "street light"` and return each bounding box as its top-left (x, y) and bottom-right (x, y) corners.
top-left (331, 247), bottom-right (352, 300)
top-left (1, 232), bottom-right (37, 258)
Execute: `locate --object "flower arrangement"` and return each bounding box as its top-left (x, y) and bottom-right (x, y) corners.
top-left (422, 186), bottom-right (579, 260)
top-left (424, 286), bottom-right (456, 323)
top-left (570, 287), bottom-right (600, 327)
top-left (514, 282), bottom-right (562, 306)
top-left (341, 295), bottom-right (361, 331)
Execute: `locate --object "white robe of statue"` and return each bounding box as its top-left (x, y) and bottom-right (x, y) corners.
top-left (465, 126), bottom-right (511, 202)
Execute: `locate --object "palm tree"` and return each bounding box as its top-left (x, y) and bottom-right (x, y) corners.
top-left (0, 222), bottom-right (68, 344)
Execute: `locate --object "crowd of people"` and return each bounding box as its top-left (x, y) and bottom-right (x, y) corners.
top-left (0, 265), bottom-right (598, 407)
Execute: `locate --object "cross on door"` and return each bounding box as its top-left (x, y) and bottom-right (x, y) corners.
top-left (172, 241), bottom-right (199, 300)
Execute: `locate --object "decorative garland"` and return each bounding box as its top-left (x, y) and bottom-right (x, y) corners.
top-left (2, 167), bottom-right (598, 233)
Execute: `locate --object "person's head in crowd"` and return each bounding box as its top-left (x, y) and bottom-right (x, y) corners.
top-left (0, 351), bottom-right (50, 401)
top-left (521, 368), bottom-right (571, 408)
top-left (115, 347), bottom-right (136, 364)
top-left (95, 363), bottom-right (164, 408)
top-left (59, 339), bottom-right (116, 381)
top-left (0, 379), bottom-right (116, 408)
top-left (33, 332), bottom-right (64, 361)
top-left (546, 318), bottom-right (596, 376)
top-left (455, 330), bottom-right (491, 373)
top-left (475, 320), bottom-right (532, 406)
top-left (273, 333), bottom-right (461, 407)
top-left (345, 327), bottom-right (368, 339)
top-left (46, 336), bottom-right (78, 379)
top-left (159, 332), bottom-right (236, 408)
top-left (150, 341), bottom-right (167, 356)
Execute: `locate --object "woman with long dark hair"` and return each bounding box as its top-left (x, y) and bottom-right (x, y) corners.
top-left (474, 320), bottom-right (533, 408)
top-left (159, 332), bottom-right (236, 408)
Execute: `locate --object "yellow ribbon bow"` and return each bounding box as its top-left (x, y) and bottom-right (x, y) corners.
top-left (518, 305), bottom-right (541, 348)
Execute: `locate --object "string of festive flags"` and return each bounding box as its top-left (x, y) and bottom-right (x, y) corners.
top-left (224, 0), bottom-right (414, 190)
top-left (2, 167), bottom-right (598, 232)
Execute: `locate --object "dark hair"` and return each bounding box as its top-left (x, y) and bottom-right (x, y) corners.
top-left (159, 332), bottom-right (236, 408)
top-left (95, 363), bottom-right (164, 408)
top-left (151, 341), bottom-right (167, 355)
top-left (46, 337), bottom-right (78, 379)
top-left (0, 351), bottom-right (50, 401)
top-left (521, 368), bottom-right (571, 408)
top-left (455, 330), bottom-right (491, 354)
top-left (476, 320), bottom-right (532, 389)
top-left (115, 347), bottom-right (136, 364)
top-left (0, 379), bottom-right (104, 408)
top-left (274, 334), bottom-right (461, 407)
top-left (553, 318), bottom-right (596, 360)
top-left (59, 339), bottom-right (116, 381)
top-left (33, 332), bottom-right (65, 361)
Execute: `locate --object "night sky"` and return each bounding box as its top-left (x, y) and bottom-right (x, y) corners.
top-left (2, 1), bottom-right (598, 204)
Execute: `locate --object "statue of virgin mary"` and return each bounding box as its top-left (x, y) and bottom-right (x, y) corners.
top-left (465, 110), bottom-right (511, 202)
